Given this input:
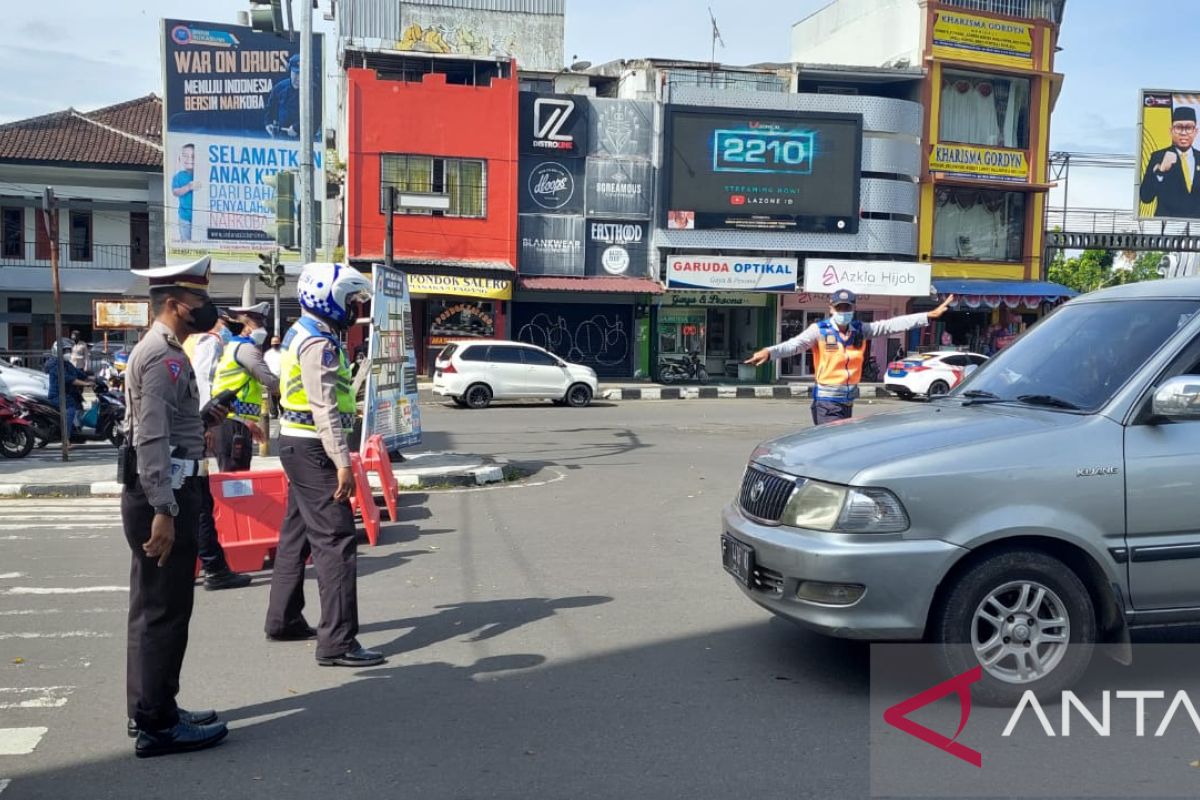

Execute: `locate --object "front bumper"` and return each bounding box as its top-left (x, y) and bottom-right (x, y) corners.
top-left (721, 502), bottom-right (967, 640)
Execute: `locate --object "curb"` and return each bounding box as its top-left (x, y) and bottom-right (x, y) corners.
top-left (599, 385), bottom-right (892, 402)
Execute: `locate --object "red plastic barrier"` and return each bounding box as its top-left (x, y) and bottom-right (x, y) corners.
top-left (209, 469), bottom-right (289, 573)
top-left (348, 453), bottom-right (381, 546)
top-left (362, 434), bottom-right (400, 523)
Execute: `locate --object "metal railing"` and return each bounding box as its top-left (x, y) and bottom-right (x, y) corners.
top-left (1044, 206), bottom-right (1198, 237)
top-left (0, 242), bottom-right (143, 270)
top-left (939, 0), bottom-right (1064, 23)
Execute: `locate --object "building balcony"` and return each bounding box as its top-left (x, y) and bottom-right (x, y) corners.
top-left (0, 241), bottom-right (143, 271)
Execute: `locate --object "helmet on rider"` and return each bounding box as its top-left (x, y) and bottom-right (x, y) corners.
top-left (296, 262), bottom-right (372, 328)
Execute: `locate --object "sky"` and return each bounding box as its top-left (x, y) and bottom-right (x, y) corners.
top-left (1, 0), bottom-right (1193, 214)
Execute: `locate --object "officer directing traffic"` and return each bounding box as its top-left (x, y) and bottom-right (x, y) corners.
top-left (746, 289), bottom-right (956, 425)
top-left (211, 301), bottom-right (279, 472)
top-left (265, 263), bottom-right (385, 667)
top-left (123, 256), bottom-right (229, 757)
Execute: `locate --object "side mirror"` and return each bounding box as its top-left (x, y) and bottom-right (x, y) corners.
top-left (1151, 376), bottom-right (1200, 421)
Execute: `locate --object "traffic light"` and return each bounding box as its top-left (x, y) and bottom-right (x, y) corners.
top-left (248, 0), bottom-right (284, 32)
top-left (263, 170), bottom-right (296, 249)
top-left (257, 251), bottom-right (286, 290)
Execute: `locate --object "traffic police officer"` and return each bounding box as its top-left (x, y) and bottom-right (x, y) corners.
top-left (211, 301), bottom-right (279, 472)
top-left (264, 263), bottom-right (385, 667)
top-left (123, 256), bottom-right (229, 757)
top-left (747, 289), bottom-right (956, 425)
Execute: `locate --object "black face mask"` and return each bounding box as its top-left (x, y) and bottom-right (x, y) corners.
top-left (182, 300), bottom-right (219, 335)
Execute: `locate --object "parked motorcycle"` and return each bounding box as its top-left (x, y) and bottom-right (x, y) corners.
top-left (659, 352), bottom-right (709, 384)
top-left (0, 394), bottom-right (35, 459)
top-left (18, 380), bottom-right (125, 448)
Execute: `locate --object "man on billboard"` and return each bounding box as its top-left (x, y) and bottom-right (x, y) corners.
top-left (1139, 107), bottom-right (1200, 219)
top-left (170, 144), bottom-right (199, 241)
top-left (264, 54), bottom-right (302, 139)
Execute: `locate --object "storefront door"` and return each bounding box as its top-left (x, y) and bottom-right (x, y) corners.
top-left (513, 302), bottom-right (635, 379)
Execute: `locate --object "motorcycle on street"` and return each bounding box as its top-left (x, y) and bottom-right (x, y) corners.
top-left (659, 352), bottom-right (710, 384)
top-left (18, 380), bottom-right (125, 449)
top-left (0, 394), bottom-right (35, 459)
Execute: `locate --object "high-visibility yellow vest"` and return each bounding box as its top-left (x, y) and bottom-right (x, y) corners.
top-left (212, 337), bottom-right (264, 423)
top-left (278, 317), bottom-right (356, 434)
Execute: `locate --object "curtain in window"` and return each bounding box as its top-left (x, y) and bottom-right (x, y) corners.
top-left (455, 161), bottom-right (485, 218)
top-left (381, 155), bottom-right (434, 194)
top-left (1003, 79), bottom-right (1029, 150)
top-left (940, 77), bottom-right (1002, 146)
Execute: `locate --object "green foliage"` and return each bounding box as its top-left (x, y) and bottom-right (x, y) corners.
top-left (1048, 249), bottom-right (1163, 294)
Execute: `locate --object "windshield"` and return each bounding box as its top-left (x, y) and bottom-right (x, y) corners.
top-left (955, 299), bottom-right (1200, 412)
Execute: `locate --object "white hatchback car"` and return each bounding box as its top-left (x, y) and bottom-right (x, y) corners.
top-left (433, 341), bottom-right (599, 409)
top-left (884, 350), bottom-right (988, 400)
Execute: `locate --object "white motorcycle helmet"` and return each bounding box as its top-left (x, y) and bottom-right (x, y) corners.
top-left (296, 262), bottom-right (372, 326)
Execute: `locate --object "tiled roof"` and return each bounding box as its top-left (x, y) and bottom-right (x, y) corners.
top-left (0, 95), bottom-right (163, 169)
top-left (518, 276), bottom-right (664, 294)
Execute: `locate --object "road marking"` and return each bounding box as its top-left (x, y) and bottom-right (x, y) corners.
top-left (0, 524), bottom-right (115, 531)
top-left (1, 586), bottom-right (125, 595)
top-left (0, 687), bottom-right (74, 709)
top-left (0, 608), bottom-right (117, 617)
top-left (0, 632), bottom-right (111, 640)
top-left (0, 778), bottom-right (10, 794)
top-left (0, 574), bottom-right (21, 580)
top-left (0, 728), bottom-right (47, 756)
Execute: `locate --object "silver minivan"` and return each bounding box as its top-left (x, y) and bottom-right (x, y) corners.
top-left (723, 278), bottom-right (1200, 702)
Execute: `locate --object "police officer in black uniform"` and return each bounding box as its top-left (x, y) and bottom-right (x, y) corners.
top-left (123, 257), bottom-right (230, 757)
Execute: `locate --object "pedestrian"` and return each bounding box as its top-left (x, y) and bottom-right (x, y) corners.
top-left (122, 255), bottom-right (229, 757)
top-left (211, 302), bottom-right (279, 472)
top-left (746, 290), bottom-right (956, 425)
top-left (263, 335), bottom-right (284, 418)
top-left (182, 314), bottom-right (251, 592)
top-left (70, 330), bottom-right (90, 371)
top-left (265, 262), bottom-right (384, 667)
top-left (45, 339), bottom-right (92, 441)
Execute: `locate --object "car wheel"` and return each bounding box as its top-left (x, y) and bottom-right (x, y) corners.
top-left (894, 388), bottom-right (914, 401)
top-left (928, 380), bottom-right (950, 398)
top-left (452, 397), bottom-right (469, 408)
top-left (931, 549), bottom-right (1096, 705)
top-left (464, 384), bottom-right (492, 409)
top-left (565, 383), bottom-right (592, 408)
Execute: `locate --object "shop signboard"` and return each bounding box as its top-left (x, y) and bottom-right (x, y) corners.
top-left (588, 99), bottom-right (654, 160)
top-left (803, 258), bottom-right (932, 297)
top-left (520, 92), bottom-right (588, 158)
top-left (929, 143), bottom-right (1028, 183)
top-left (363, 264), bottom-right (421, 451)
top-left (664, 106), bottom-right (862, 233)
top-left (930, 10), bottom-right (1034, 70)
top-left (518, 214), bottom-right (585, 275)
top-left (427, 299), bottom-right (497, 347)
top-left (1136, 89), bottom-right (1200, 221)
top-left (161, 18), bottom-right (324, 263)
top-left (662, 291), bottom-right (770, 308)
top-left (519, 158), bottom-right (585, 215)
top-left (585, 221), bottom-right (649, 277)
top-left (93, 300), bottom-right (150, 330)
top-left (406, 274), bottom-right (512, 300)
top-left (666, 255), bottom-right (797, 292)
top-left (586, 159), bottom-right (653, 218)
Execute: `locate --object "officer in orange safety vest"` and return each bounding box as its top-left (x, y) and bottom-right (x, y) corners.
top-left (746, 289), bottom-right (956, 425)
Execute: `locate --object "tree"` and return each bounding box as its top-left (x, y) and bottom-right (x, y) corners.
top-left (1047, 249), bottom-right (1163, 293)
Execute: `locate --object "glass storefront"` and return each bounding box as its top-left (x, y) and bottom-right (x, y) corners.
top-left (656, 293), bottom-right (772, 381)
top-left (933, 188), bottom-right (1026, 263)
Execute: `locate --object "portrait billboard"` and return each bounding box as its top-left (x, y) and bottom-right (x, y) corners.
top-left (1137, 90), bottom-right (1200, 221)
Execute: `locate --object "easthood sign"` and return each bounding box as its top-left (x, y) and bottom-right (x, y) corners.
top-left (803, 259), bottom-right (931, 298)
top-left (667, 255), bottom-right (798, 292)
top-left (586, 221), bottom-right (648, 277)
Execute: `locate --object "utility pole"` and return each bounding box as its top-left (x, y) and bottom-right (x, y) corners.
top-left (41, 188), bottom-right (69, 462)
top-left (299, 0), bottom-right (316, 263)
top-left (385, 186), bottom-right (395, 269)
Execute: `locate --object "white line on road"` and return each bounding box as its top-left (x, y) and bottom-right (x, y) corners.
top-left (0, 687), bottom-right (74, 709)
top-left (0, 524), bottom-right (114, 530)
top-left (0, 608), bottom-right (117, 616)
top-left (1, 587), bottom-right (125, 595)
top-left (0, 574), bottom-right (21, 580)
top-left (0, 632), bottom-right (111, 640)
top-left (0, 728), bottom-right (47, 756)
top-left (0, 778), bottom-right (10, 794)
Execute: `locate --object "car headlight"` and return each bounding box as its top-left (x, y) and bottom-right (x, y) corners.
top-left (779, 480), bottom-right (909, 533)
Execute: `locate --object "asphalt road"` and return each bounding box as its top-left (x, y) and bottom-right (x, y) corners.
top-left (0, 397), bottom-right (911, 800)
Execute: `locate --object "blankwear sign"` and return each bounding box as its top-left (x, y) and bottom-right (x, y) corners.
top-left (803, 259), bottom-right (932, 297)
top-left (666, 255), bottom-right (798, 292)
top-left (519, 214), bottom-right (585, 275)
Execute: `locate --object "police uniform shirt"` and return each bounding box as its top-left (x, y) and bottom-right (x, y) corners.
top-left (186, 331), bottom-right (223, 407)
top-left (127, 320), bottom-right (205, 507)
top-left (293, 312), bottom-right (351, 469)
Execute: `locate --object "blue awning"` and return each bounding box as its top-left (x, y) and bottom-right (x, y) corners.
top-left (932, 279), bottom-right (1078, 308)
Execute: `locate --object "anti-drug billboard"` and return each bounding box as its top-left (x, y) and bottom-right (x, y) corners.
top-left (162, 19), bottom-right (323, 262)
top-left (1138, 90), bottom-right (1200, 221)
top-left (363, 264), bottom-right (421, 451)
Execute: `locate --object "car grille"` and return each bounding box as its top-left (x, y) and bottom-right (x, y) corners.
top-left (739, 466), bottom-right (796, 523)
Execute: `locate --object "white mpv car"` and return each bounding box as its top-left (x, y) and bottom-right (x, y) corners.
top-left (433, 341), bottom-right (598, 409)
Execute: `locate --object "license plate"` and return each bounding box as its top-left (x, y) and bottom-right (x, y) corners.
top-left (721, 533), bottom-right (755, 588)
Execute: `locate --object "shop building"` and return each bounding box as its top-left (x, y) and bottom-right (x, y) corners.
top-left (792, 0), bottom-right (1073, 354)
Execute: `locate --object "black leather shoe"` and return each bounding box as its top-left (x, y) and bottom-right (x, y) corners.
top-left (266, 623), bottom-right (318, 642)
top-left (316, 644), bottom-right (385, 667)
top-left (204, 570), bottom-right (251, 591)
top-left (134, 720), bottom-right (228, 758)
top-left (127, 708), bottom-right (218, 738)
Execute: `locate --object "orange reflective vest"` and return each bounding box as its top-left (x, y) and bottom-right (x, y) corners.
top-left (813, 319), bottom-right (865, 402)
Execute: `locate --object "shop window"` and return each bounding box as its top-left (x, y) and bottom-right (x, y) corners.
top-left (933, 188), bottom-right (1026, 263)
top-left (381, 154), bottom-right (487, 219)
top-left (69, 210), bottom-right (92, 261)
top-left (939, 69), bottom-right (1030, 150)
top-left (2, 207), bottom-right (22, 259)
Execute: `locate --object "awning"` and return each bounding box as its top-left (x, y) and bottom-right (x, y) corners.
top-left (932, 279), bottom-right (1078, 309)
top-left (518, 276), bottom-right (664, 295)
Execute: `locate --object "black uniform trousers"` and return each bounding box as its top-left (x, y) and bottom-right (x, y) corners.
top-left (195, 479), bottom-right (230, 574)
top-left (122, 476), bottom-right (202, 731)
top-left (214, 418), bottom-right (253, 473)
top-left (265, 436), bottom-right (359, 659)
top-left (811, 400), bottom-right (854, 426)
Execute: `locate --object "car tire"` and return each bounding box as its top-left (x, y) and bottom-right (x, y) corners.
top-left (931, 549), bottom-right (1096, 705)
top-left (565, 383), bottom-right (592, 408)
top-left (464, 384), bottom-right (492, 409)
top-left (452, 397), bottom-right (469, 408)
top-left (895, 389), bottom-right (914, 401)
top-left (927, 380), bottom-right (950, 398)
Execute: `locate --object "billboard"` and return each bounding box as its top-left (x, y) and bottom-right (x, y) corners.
top-left (802, 259), bottom-right (932, 297)
top-left (586, 159), bottom-right (653, 218)
top-left (519, 158), bottom-right (585, 215)
top-left (518, 214), bottom-right (585, 275)
top-left (588, 99), bottom-right (654, 159)
top-left (664, 107), bottom-right (863, 233)
top-left (162, 18), bottom-right (323, 262)
top-left (1138, 90), bottom-right (1200, 221)
top-left (930, 10), bottom-right (1034, 70)
top-left (585, 221), bottom-right (649, 277)
top-left (520, 93), bottom-right (588, 157)
top-left (363, 265), bottom-right (421, 451)
top-left (666, 255), bottom-right (797, 292)
top-left (929, 143), bottom-right (1029, 183)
